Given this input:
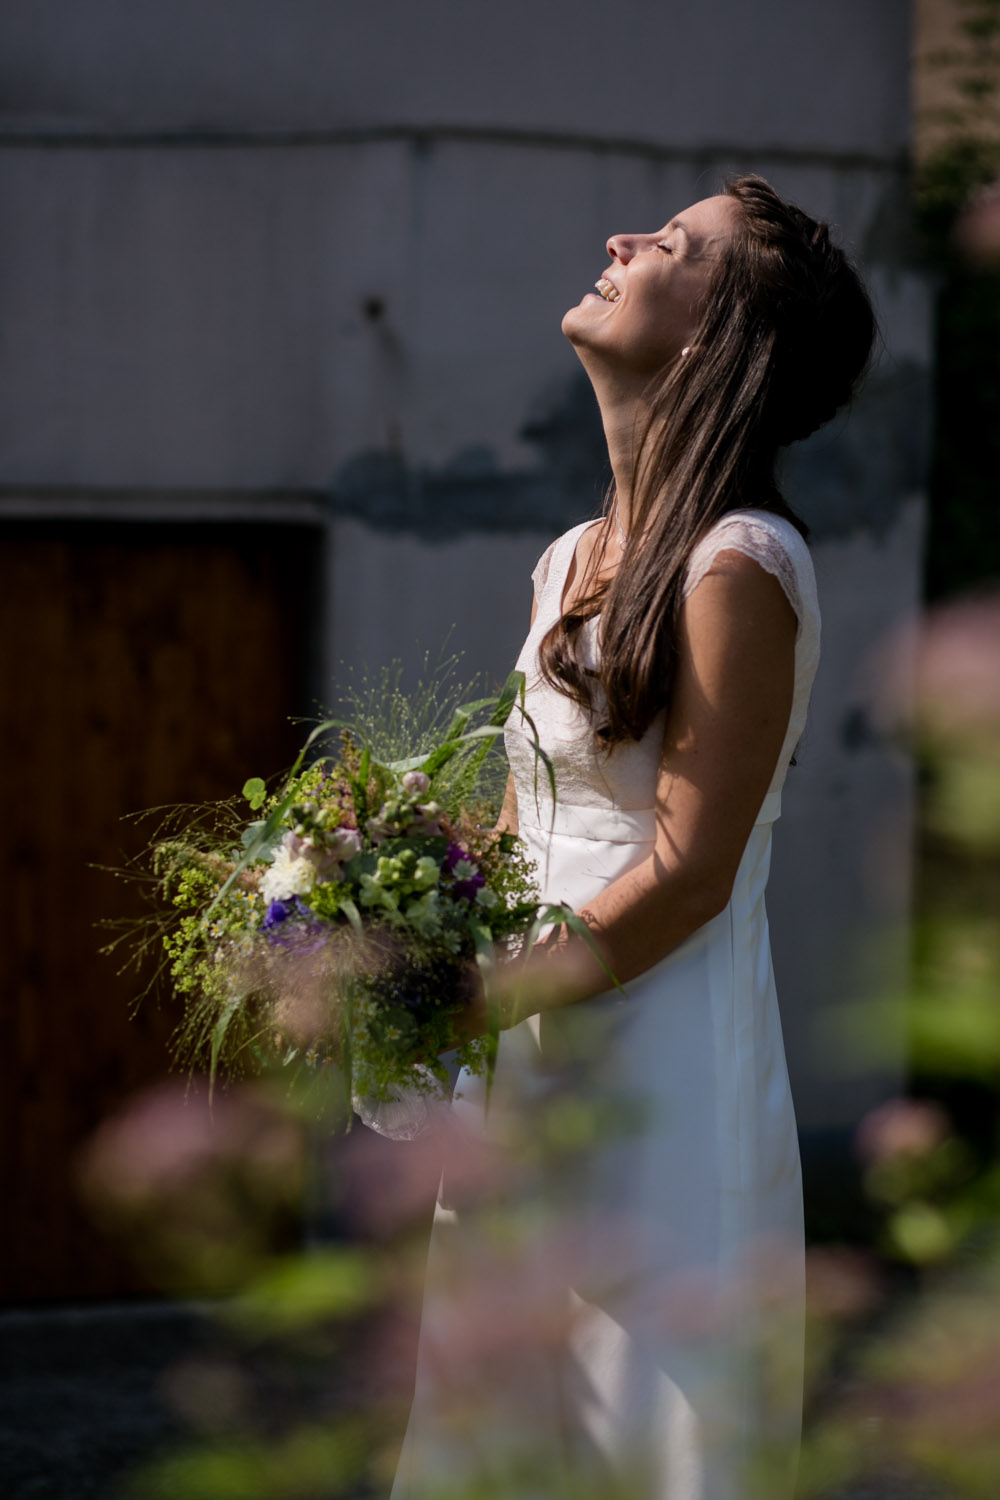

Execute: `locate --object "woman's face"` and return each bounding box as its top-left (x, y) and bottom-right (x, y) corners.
top-left (562, 193), bottom-right (740, 376)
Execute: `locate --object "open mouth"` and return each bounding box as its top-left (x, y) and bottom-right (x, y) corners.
top-left (594, 277), bottom-right (620, 303)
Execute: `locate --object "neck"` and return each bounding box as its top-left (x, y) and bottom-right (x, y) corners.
top-left (576, 355), bottom-right (659, 539)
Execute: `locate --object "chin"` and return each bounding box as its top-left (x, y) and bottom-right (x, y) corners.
top-left (561, 302), bottom-right (592, 344)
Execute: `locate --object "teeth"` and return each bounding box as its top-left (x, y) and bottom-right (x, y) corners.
top-left (595, 278), bottom-right (620, 302)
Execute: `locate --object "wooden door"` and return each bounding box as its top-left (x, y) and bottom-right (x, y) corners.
top-left (0, 521), bottom-right (321, 1302)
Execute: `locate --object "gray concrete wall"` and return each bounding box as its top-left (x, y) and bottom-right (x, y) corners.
top-left (3, 0), bottom-right (909, 152)
top-left (0, 0), bottom-right (925, 1134)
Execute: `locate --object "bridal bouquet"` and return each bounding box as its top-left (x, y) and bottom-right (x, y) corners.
top-left (116, 664), bottom-right (589, 1118)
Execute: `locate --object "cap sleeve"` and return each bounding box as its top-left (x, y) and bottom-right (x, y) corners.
top-left (531, 539), bottom-right (558, 602)
top-left (682, 510), bottom-right (815, 631)
top-left (682, 509), bottom-right (822, 794)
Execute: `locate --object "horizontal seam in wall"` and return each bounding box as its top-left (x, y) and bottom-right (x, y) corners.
top-left (0, 489), bottom-right (331, 526)
top-left (0, 121), bottom-right (908, 174)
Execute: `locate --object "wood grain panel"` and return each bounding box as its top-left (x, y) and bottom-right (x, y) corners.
top-left (0, 522), bottom-right (320, 1302)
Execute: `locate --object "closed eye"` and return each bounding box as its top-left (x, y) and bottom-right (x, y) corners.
top-left (657, 242), bottom-right (674, 254)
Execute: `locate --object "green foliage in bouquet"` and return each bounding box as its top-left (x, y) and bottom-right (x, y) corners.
top-left (113, 659), bottom-right (601, 1119)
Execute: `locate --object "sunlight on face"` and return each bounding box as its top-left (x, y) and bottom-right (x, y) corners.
top-left (562, 194), bottom-right (740, 377)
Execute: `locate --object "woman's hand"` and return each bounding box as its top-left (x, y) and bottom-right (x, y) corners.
top-left (438, 930), bottom-right (600, 1050)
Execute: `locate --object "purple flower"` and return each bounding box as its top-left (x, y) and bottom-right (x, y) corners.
top-left (444, 842), bottom-right (466, 871)
top-left (262, 897), bottom-right (327, 952)
top-left (444, 843), bottom-right (485, 903)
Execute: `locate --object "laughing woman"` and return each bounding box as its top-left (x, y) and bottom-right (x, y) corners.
top-left (388, 174), bottom-right (876, 1500)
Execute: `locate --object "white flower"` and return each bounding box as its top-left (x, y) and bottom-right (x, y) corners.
top-left (329, 827), bottom-right (363, 861)
top-left (261, 845), bottom-right (318, 904)
top-left (366, 813), bottom-right (390, 844)
top-left (475, 886), bottom-right (500, 911)
top-left (402, 770), bottom-right (431, 796)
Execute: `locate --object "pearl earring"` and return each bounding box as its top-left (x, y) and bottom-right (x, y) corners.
top-left (681, 346), bottom-right (691, 357)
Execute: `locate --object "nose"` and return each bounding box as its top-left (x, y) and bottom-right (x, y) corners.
top-left (606, 233), bottom-right (646, 264)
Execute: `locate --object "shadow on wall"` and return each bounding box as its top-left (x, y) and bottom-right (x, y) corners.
top-left (330, 357), bottom-right (930, 546)
top-left (329, 372), bottom-right (610, 540)
top-left (782, 358), bottom-right (930, 541)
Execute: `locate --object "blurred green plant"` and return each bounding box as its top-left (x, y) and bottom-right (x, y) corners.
top-left (916, 0), bottom-right (1000, 601)
top-left (795, 591), bottom-right (1000, 1496)
top-left (83, 601), bottom-right (1000, 1498)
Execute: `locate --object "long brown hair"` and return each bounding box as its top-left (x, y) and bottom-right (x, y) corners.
top-left (538, 173), bottom-right (877, 746)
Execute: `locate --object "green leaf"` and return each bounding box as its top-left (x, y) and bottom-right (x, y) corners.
top-left (338, 896), bottom-right (363, 936)
top-left (489, 670), bottom-right (524, 727)
top-left (443, 707), bottom-right (471, 743)
top-left (468, 920), bottom-right (499, 1113)
top-left (517, 698), bottom-right (558, 810)
top-left (239, 818), bottom-right (282, 862)
top-left (461, 670), bottom-right (526, 785)
top-left (387, 752), bottom-right (435, 773)
top-left (242, 776), bottom-right (267, 811)
top-left (454, 694), bottom-right (500, 719)
top-left (208, 991), bottom-right (244, 1101)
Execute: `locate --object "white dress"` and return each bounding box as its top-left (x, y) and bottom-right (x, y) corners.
top-left (388, 509), bottom-right (820, 1500)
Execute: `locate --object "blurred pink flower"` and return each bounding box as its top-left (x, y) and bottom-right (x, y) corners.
top-left (854, 1098), bottom-right (950, 1168)
top-left (77, 1080), bottom-right (306, 1292)
top-left (914, 593), bottom-right (1000, 740)
top-left (873, 594), bottom-right (1000, 741)
top-left (78, 1079), bottom-right (303, 1208)
top-left (805, 1245), bottom-right (883, 1321)
top-left (333, 1106), bottom-right (517, 1241)
top-left (881, 597), bottom-right (1000, 738)
top-left (955, 180), bottom-right (1000, 268)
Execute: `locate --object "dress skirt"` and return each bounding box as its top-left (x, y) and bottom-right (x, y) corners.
top-left (389, 790), bottom-right (804, 1500)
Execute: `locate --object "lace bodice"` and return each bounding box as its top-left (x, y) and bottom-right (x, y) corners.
top-left (505, 509), bottom-right (820, 831)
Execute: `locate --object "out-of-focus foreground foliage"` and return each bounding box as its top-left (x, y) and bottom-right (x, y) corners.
top-left (77, 589), bottom-right (1000, 1500)
top-left (916, 0), bottom-right (1000, 601)
top-left (796, 593), bottom-right (1000, 1498)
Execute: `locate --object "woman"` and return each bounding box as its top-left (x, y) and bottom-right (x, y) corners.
top-left (388, 174), bottom-right (876, 1500)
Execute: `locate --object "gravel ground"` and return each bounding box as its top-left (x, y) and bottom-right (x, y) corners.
top-left (0, 1301), bottom-right (952, 1500)
top-left (0, 1301), bottom-right (214, 1500)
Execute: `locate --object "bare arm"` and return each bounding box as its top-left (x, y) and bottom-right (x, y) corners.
top-left (505, 550), bottom-right (796, 1016)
